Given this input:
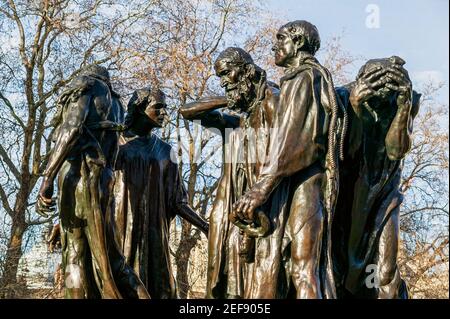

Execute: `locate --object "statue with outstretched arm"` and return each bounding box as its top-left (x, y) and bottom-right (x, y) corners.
top-left (180, 47), bottom-right (286, 299)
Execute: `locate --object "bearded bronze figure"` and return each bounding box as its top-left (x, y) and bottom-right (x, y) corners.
top-left (180, 47), bottom-right (289, 299)
top-left (35, 20), bottom-right (420, 301)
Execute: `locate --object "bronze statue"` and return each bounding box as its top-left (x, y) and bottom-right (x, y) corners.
top-left (333, 57), bottom-right (420, 299)
top-left (113, 87), bottom-right (209, 299)
top-left (180, 47), bottom-right (289, 299)
top-left (231, 20), bottom-right (347, 299)
top-left (34, 24), bottom-right (419, 300)
top-left (36, 65), bottom-right (149, 299)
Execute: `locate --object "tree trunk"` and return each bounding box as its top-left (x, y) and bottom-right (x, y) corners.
top-left (0, 168), bottom-right (31, 297)
top-left (175, 221), bottom-right (198, 298)
top-left (0, 213), bottom-right (26, 298)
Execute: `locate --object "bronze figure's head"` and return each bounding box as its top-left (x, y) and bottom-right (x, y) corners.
top-left (357, 56), bottom-right (409, 106)
top-left (273, 20), bottom-right (320, 67)
top-left (81, 64), bottom-right (111, 86)
top-left (214, 47), bottom-right (266, 112)
top-left (125, 87), bottom-right (168, 131)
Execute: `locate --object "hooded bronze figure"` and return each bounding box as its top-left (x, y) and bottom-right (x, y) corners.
top-left (333, 56), bottom-right (420, 299)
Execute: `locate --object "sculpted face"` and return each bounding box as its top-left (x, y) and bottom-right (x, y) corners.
top-left (214, 59), bottom-right (242, 93)
top-left (272, 27), bottom-right (297, 67)
top-left (144, 94), bottom-right (167, 128)
top-left (215, 58), bottom-right (253, 111)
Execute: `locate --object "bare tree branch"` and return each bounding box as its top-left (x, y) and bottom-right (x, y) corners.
top-left (0, 144), bottom-right (21, 182)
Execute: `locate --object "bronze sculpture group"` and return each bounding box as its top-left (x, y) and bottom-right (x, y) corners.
top-left (36, 20), bottom-right (419, 299)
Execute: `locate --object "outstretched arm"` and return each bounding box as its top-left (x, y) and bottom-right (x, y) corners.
top-left (176, 205), bottom-right (209, 236)
top-left (180, 96), bottom-right (227, 118)
top-left (37, 95), bottom-right (90, 215)
top-left (169, 161), bottom-right (209, 236)
top-left (180, 96), bottom-right (240, 132)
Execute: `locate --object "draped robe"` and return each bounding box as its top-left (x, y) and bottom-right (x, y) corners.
top-left (257, 57), bottom-right (343, 298)
top-left (333, 86), bottom-right (419, 298)
top-left (198, 85), bottom-right (295, 299)
top-left (113, 134), bottom-right (192, 298)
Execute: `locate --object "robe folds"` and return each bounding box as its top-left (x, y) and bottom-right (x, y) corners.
top-left (207, 54), bottom-right (344, 298)
top-left (52, 75), bottom-right (150, 299)
top-left (333, 87), bottom-right (419, 298)
top-left (55, 75), bottom-right (123, 299)
top-left (113, 134), bottom-right (189, 299)
top-left (205, 84), bottom-right (294, 299)
top-left (257, 56), bottom-right (344, 299)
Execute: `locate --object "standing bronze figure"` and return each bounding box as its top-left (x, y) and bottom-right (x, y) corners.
top-left (333, 57), bottom-right (420, 299)
top-left (34, 24), bottom-right (421, 300)
top-left (36, 65), bottom-right (149, 299)
top-left (180, 47), bottom-right (288, 299)
top-left (113, 87), bottom-right (209, 299)
top-left (232, 20), bottom-right (346, 299)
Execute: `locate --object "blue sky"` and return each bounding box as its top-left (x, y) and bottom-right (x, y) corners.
top-left (266, 0), bottom-right (449, 104)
